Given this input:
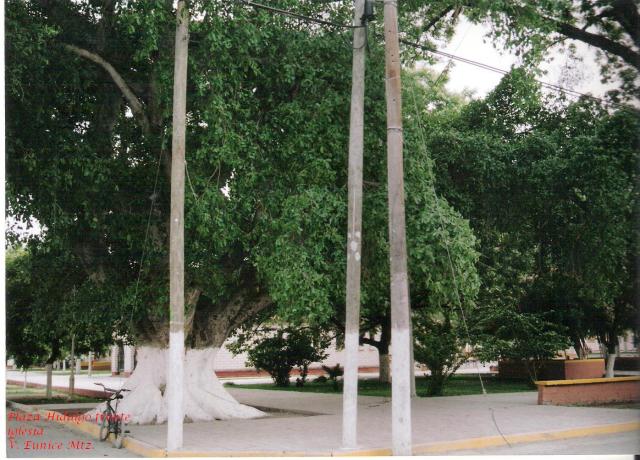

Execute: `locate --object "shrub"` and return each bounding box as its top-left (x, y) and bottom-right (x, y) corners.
top-left (413, 310), bottom-right (468, 396)
top-left (321, 363), bottom-right (343, 390)
top-left (229, 327), bottom-right (330, 387)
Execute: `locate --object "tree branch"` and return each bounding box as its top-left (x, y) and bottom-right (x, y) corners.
top-left (554, 21), bottom-right (640, 70)
top-left (359, 335), bottom-right (381, 349)
top-left (600, 0), bottom-right (640, 49)
top-left (63, 44), bottom-right (151, 134)
top-left (422, 6), bottom-right (454, 35)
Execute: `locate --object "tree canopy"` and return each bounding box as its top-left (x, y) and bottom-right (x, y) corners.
top-left (7, 0), bottom-right (480, 353)
top-left (423, 68), bottom-right (639, 359)
top-left (406, 0), bottom-right (640, 100)
top-left (6, 1), bottom-right (637, 387)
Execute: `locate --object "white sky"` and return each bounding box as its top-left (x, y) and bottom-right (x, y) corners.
top-left (426, 16), bottom-right (617, 100)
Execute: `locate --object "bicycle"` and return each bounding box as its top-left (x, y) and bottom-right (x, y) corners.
top-left (95, 383), bottom-right (130, 448)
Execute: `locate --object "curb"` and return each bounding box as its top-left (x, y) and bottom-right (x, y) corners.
top-left (340, 421), bottom-right (640, 456)
top-left (7, 401), bottom-right (639, 456)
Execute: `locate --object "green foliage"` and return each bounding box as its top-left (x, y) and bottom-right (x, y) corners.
top-left (408, 0), bottom-right (640, 100)
top-left (6, 0), bottom-right (483, 350)
top-left (475, 308), bottom-right (570, 382)
top-left (426, 68), bottom-right (638, 364)
top-left (6, 245), bottom-right (117, 369)
top-left (7, 0), bottom-right (635, 369)
top-left (229, 326), bottom-right (330, 387)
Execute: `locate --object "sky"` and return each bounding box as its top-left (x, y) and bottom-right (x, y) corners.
top-left (426, 16), bottom-right (617, 100)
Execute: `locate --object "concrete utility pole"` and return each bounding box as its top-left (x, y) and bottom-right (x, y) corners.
top-left (88, 351), bottom-right (93, 377)
top-left (167, 0), bottom-right (189, 451)
top-left (383, 0), bottom-right (412, 455)
top-left (342, 0), bottom-right (367, 450)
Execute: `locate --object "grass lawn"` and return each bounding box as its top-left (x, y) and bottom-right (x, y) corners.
top-left (6, 384), bottom-right (103, 404)
top-left (226, 375), bottom-right (535, 397)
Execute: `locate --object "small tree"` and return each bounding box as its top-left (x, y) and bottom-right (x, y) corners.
top-left (229, 327), bottom-right (330, 387)
top-left (413, 309), bottom-right (469, 396)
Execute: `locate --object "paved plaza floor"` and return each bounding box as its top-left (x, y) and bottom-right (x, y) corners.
top-left (126, 389), bottom-right (640, 455)
top-left (6, 370), bottom-right (640, 456)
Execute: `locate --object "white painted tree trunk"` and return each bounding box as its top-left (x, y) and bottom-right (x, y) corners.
top-left (605, 352), bottom-right (617, 378)
top-left (46, 364), bottom-right (53, 398)
top-left (110, 346), bottom-right (119, 375)
top-left (90, 346), bottom-right (263, 424)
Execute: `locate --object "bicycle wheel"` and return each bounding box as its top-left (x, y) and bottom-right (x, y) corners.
top-left (113, 416), bottom-right (123, 446)
top-left (99, 413), bottom-right (110, 441)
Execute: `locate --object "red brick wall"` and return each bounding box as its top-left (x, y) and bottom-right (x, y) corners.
top-left (538, 379), bottom-right (640, 405)
top-left (499, 359), bottom-right (604, 380)
top-left (564, 360), bottom-right (604, 379)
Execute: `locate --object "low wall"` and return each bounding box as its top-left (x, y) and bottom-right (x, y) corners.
top-left (499, 359), bottom-right (604, 380)
top-left (564, 359), bottom-right (605, 379)
top-left (536, 376), bottom-right (640, 405)
top-left (80, 360), bottom-right (110, 371)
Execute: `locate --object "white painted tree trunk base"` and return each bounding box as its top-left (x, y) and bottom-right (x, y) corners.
top-left (605, 353), bottom-right (617, 378)
top-left (89, 346), bottom-right (264, 424)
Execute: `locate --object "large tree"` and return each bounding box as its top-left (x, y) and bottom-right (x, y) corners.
top-left (7, 0), bottom-right (484, 421)
top-left (7, 0), bottom-right (474, 423)
top-left (423, 69), bottom-right (639, 368)
top-left (7, 0), bottom-right (357, 422)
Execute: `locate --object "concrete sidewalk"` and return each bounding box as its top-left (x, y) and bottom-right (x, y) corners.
top-left (126, 389), bottom-right (639, 456)
top-left (7, 371), bottom-right (640, 456)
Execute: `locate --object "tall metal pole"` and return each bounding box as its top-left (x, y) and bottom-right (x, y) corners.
top-left (167, 0), bottom-right (189, 452)
top-left (342, 0), bottom-right (367, 450)
top-left (383, 0), bottom-right (412, 455)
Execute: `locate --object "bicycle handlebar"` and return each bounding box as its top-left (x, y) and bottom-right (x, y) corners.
top-left (94, 383), bottom-right (131, 395)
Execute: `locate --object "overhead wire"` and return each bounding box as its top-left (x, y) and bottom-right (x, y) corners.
top-left (396, 35), bottom-right (626, 109)
top-left (234, 0), bottom-right (364, 29)
top-left (235, 0), bottom-right (626, 110)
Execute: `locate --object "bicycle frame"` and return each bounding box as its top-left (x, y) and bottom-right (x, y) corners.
top-left (95, 383), bottom-right (129, 447)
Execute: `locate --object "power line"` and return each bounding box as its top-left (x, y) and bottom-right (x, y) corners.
top-left (235, 0), bottom-right (363, 29)
top-left (234, 0), bottom-right (625, 109)
top-left (394, 36), bottom-right (626, 109)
